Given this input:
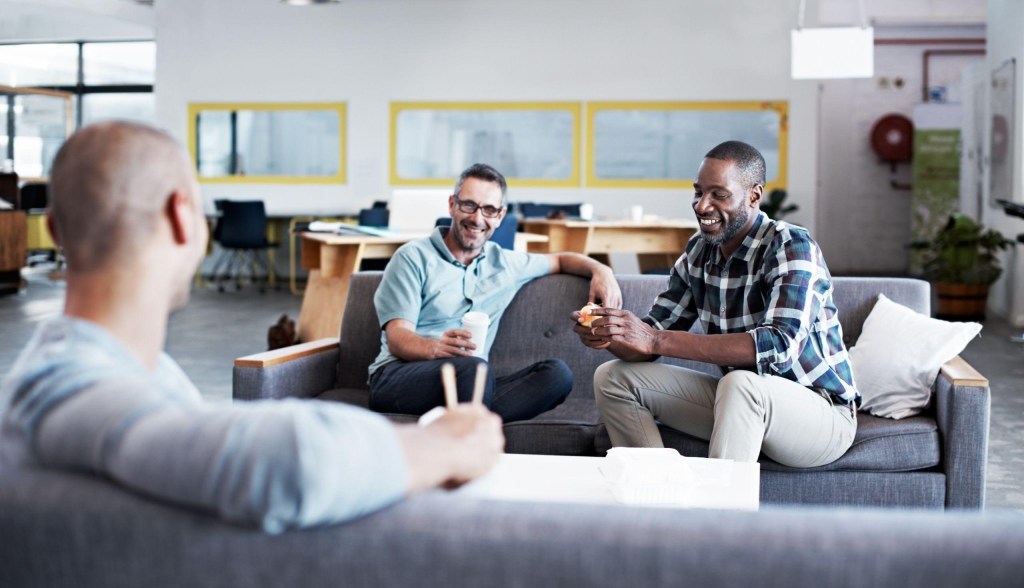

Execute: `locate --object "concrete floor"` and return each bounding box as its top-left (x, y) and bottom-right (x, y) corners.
top-left (2, 266), bottom-right (1022, 511)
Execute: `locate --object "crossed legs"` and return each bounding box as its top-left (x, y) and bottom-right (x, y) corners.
top-left (594, 360), bottom-right (856, 468)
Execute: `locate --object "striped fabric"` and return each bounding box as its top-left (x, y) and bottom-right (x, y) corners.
top-left (644, 211), bottom-right (860, 407)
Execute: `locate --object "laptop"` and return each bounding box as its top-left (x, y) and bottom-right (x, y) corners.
top-left (387, 188), bottom-right (452, 233)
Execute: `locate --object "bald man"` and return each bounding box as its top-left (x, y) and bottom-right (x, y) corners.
top-left (0, 121), bottom-right (504, 533)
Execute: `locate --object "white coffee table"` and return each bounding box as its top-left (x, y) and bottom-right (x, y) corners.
top-left (453, 453), bottom-right (759, 511)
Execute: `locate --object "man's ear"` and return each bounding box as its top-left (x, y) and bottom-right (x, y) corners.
top-left (749, 183), bottom-right (764, 208)
top-left (45, 212), bottom-right (62, 248)
top-left (166, 190), bottom-right (192, 245)
top-left (448, 194), bottom-right (457, 216)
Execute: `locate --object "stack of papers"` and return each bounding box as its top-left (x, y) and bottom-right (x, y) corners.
top-left (599, 448), bottom-right (700, 505)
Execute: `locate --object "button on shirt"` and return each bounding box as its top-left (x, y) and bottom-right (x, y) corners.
top-left (644, 212), bottom-right (859, 407)
top-left (369, 227), bottom-right (552, 378)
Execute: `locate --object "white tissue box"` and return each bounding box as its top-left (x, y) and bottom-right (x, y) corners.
top-left (600, 448), bottom-right (699, 506)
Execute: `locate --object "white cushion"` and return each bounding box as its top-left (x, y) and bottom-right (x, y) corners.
top-left (849, 294), bottom-right (982, 419)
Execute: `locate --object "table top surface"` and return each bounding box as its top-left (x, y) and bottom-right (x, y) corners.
top-left (520, 218), bottom-right (699, 229)
top-left (452, 453), bottom-right (759, 511)
top-left (298, 230), bottom-right (548, 245)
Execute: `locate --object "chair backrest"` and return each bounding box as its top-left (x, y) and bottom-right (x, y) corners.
top-left (518, 202), bottom-right (582, 219)
top-left (18, 183), bottom-right (48, 210)
top-left (358, 207), bottom-right (390, 228)
top-left (217, 200), bottom-right (268, 249)
top-left (433, 215), bottom-right (518, 249)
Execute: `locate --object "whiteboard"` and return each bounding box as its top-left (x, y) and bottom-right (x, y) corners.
top-left (392, 102), bottom-right (580, 187)
top-left (586, 102), bottom-right (788, 189)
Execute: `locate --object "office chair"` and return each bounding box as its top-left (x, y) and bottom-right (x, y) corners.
top-left (18, 183), bottom-right (48, 211)
top-left (358, 207), bottom-right (389, 228)
top-left (517, 202), bottom-right (582, 219)
top-left (209, 200), bottom-right (278, 293)
top-left (434, 215), bottom-right (518, 249)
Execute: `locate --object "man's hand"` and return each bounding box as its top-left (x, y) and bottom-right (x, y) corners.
top-left (589, 266), bottom-right (622, 309)
top-left (580, 308), bottom-right (659, 356)
top-left (429, 328), bottom-right (477, 359)
top-left (398, 404), bottom-right (504, 493)
top-left (572, 310), bottom-right (611, 350)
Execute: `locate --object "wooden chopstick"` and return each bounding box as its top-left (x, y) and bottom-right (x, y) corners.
top-left (471, 363), bottom-right (488, 407)
top-left (441, 362), bottom-right (457, 409)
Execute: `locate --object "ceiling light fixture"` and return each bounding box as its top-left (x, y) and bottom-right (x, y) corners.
top-left (282, 0), bottom-right (342, 5)
top-left (791, 0), bottom-right (874, 80)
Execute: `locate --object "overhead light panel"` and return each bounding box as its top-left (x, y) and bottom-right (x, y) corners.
top-left (282, 0), bottom-right (342, 5)
top-left (791, 0), bottom-right (874, 79)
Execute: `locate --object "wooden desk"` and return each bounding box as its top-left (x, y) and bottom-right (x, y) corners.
top-left (520, 218), bottom-right (699, 273)
top-left (296, 230), bottom-right (547, 342)
top-left (0, 210), bottom-right (26, 294)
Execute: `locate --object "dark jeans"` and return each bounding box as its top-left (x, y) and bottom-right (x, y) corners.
top-left (369, 357), bottom-right (572, 423)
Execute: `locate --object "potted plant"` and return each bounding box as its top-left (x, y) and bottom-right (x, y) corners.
top-left (911, 212), bottom-right (1014, 320)
top-left (761, 188), bottom-right (798, 220)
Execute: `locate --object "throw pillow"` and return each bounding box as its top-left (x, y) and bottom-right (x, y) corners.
top-left (848, 294), bottom-right (982, 419)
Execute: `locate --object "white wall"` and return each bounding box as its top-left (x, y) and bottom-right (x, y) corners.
top-left (154, 0), bottom-right (819, 227)
top-left (984, 0), bottom-right (1024, 324)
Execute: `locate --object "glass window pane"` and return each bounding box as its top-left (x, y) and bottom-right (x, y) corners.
top-left (83, 42), bottom-right (155, 85)
top-left (0, 43), bottom-right (78, 86)
top-left (196, 111), bottom-right (232, 177)
top-left (13, 94), bottom-right (70, 178)
top-left (80, 93), bottom-right (155, 127)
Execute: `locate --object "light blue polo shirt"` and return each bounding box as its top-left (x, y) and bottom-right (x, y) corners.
top-left (369, 227), bottom-right (552, 378)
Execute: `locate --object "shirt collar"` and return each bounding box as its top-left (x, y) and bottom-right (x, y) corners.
top-left (430, 226), bottom-right (488, 266)
top-left (732, 211), bottom-right (771, 262)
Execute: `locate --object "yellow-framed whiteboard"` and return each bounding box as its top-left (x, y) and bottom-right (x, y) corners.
top-left (585, 101), bottom-right (788, 190)
top-left (187, 102), bottom-right (346, 184)
top-left (390, 101), bottom-right (581, 188)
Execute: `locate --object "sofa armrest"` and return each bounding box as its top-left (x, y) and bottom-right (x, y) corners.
top-left (232, 338), bottom-right (340, 401)
top-left (934, 355), bottom-right (990, 510)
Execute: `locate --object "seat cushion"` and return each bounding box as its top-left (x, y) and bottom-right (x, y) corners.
top-left (317, 389), bottom-right (600, 457)
top-left (594, 412), bottom-right (940, 473)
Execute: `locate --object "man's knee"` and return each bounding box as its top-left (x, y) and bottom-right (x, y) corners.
top-left (716, 370), bottom-right (765, 407)
top-left (536, 358), bottom-right (573, 400)
top-left (594, 359), bottom-right (631, 401)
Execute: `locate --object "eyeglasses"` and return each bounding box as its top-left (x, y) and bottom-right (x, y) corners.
top-left (453, 195), bottom-right (504, 219)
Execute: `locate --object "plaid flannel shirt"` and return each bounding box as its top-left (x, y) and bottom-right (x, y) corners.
top-left (643, 211), bottom-right (859, 407)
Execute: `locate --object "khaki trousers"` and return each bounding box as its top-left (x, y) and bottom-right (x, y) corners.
top-left (594, 360), bottom-right (857, 468)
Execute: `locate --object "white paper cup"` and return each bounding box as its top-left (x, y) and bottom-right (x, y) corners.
top-left (579, 203), bottom-right (594, 220)
top-left (461, 311), bottom-right (491, 357)
top-left (630, 205), bottom-right (644, 223)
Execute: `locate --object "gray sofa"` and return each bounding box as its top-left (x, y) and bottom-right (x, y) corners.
top-left (234, 273), bottom-right (990, 510)
top-left (2, 466), bottom-right (1023, 588)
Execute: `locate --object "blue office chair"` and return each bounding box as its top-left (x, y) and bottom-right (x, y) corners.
top-left (517, 202), bottom-right (582, 219)
top-left (358, 207), bottom-right (389, 228)
top-left (435, 215), bottom-right (518, 249)
top-left (209, 200), bottom-right (278, 292)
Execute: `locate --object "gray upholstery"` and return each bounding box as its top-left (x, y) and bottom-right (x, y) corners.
top-left (234, 272), bottom-right (990, 509)
top-left (2, 467), bottom-right (1023, 588)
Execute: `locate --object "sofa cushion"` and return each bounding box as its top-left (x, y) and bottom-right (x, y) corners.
top-left (318, 388), bottom-right (601, 457)
top-left (849, 294), bottom-right (981, 419)
top-left (594, 412), bottom-right (940, 473)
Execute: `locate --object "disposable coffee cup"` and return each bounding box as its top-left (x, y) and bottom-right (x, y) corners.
top-left (630, 205), bottom-right (644, 223)
top-left (579, 203), bottom-right (594, 220)
top-left (461, 311), bottom-right (491, 358)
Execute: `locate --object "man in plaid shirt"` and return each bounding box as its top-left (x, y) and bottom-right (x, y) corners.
top-left (575, 141), bottom-right (858, 468)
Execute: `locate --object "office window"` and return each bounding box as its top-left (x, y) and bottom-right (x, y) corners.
top-left (0, 40), bottom-right (154, 177)
top-left (0, 44), bottom-right (77, 86)
top-left (586, 101), bottom-right (789, 190)
top-left (83, 42), bottom-right (156, 85)
top-left (81, 93), bottom-right (155, 126)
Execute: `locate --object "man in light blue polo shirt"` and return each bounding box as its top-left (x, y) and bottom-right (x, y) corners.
top-left (369, 163), bottom-right (621, 422)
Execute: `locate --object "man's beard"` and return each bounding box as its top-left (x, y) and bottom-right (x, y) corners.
top-left (701, 206), bottom-right (750, 247)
